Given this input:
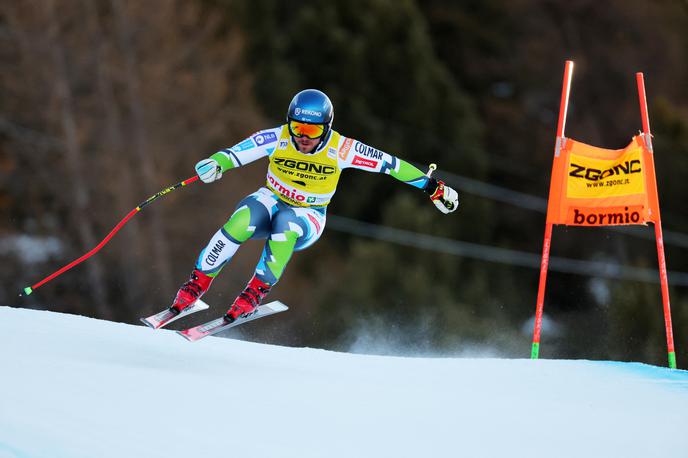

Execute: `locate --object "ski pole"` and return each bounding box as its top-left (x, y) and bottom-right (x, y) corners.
top-left (426, 163), bottom-right (437, 177)
top-left (20, 175), bottom-right (200, 297)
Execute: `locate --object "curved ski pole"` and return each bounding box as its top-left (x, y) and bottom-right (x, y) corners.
top-left (20, 175), bottom-right (200, 297)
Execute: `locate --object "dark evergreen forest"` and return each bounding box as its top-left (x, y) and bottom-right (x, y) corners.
top-left (2, 0), bottom-right (687, 365)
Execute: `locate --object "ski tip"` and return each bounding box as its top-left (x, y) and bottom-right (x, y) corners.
top-left (140, 317), bottom-right (156, 329)
top-left (263, 300), bottom-right (289, 312)
top-left (176, 330), bottom-right (195, 342)
top-left (19, 286), bottom-right (33, 297)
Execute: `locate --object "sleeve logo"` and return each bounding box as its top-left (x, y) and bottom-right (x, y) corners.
top-left (252, 131), bottom-right (278, 146)
top-left (352, 155), bottom-right (378, 169)
top-left (338, 138), bottom-right (354, 160)
top-left (354, 141), bottom-right (383, 160)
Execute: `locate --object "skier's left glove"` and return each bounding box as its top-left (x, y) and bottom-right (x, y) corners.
top-left (424, 177), bottom-right (458, 214)
top-left (195, 158), bottom-right (222, 183)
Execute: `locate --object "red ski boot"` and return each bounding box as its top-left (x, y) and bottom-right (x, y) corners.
top-left (170, 269), bottom-right (213, 314)
top-left (225, 276), bottom-right (272, 322)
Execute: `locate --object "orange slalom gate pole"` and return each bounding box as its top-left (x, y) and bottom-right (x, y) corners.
top-left (637, 72), bottom-right (677, 369)
top-left (531, 60), bottom-right (574, 359)
top-left (531, 224), bottom-right (553, 359)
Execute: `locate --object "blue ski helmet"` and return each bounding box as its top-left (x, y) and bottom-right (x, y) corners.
top-left (287, 89), bottom-right (334, 135)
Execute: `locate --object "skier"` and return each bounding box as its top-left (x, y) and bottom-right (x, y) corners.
top-left (170, 89), bottom-right (458, 322)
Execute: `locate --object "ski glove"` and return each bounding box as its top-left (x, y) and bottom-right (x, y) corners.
top-left (195, 158), bottom-right (222, 183)
top-left (424, 177), bottom-right (459, 214)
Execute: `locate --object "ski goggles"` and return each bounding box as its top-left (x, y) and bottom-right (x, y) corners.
top-left (288, 120), bottom-right (326, 139)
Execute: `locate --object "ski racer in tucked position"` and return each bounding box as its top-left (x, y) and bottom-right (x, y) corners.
top-left (170, 89), bottom-right (459, 322)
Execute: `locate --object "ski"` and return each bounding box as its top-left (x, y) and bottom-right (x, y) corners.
top-left (177, 301), bottom-right (288, 342)
top-left (140, 299), bottom-right (210, 329)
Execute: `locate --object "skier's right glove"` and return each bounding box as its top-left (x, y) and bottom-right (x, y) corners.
top-left (195, 158), bottom-right (222, 183)
top-left (424, 177), bottom-right (459, 214)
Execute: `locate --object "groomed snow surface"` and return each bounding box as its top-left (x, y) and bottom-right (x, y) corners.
top-left (1, 306), bottom-right (687, 458)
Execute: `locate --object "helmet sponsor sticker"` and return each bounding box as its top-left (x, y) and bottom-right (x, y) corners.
top-left (294, 107), bottom-right (322, 117)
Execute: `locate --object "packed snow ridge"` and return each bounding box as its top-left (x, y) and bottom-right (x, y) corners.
top-left (1, 306), bottom-right (687, 458)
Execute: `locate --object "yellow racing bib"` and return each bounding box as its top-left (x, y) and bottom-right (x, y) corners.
top-left (266, 126), bottom-right (342, 206)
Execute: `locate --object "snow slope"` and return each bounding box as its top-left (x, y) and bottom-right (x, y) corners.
top-left (1, 306), bottom-right (687, 458)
